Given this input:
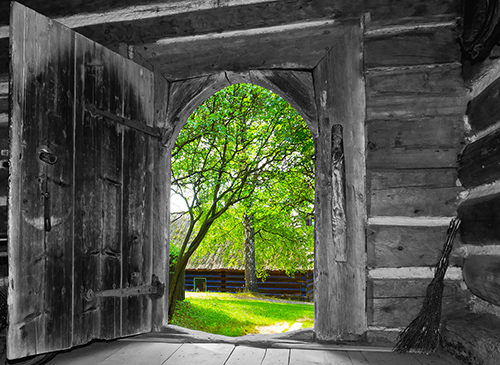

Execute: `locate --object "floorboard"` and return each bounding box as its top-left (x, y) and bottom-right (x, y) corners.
top-left (162, 343), bottom-right (234, 365)
top-left (224, 345), bottom-right (266, 365)
top-left (41, 337), bottom-right (464, 365)
top-left (348, 351), bottom-right (370, 365)
top-left (48, 341), bottom-right (181, 365)
top-left (260, 348), bottom-right (290, 365)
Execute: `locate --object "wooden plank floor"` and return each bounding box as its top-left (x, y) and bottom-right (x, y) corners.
top-left (45, 339), bottom-right (463, 365)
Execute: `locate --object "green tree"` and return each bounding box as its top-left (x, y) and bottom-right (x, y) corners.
top-left (170, 83), bottom-right (313, 316)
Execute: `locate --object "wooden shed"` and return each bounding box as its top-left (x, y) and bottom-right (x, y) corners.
top-left (0, 0), bottom-right (499, 363)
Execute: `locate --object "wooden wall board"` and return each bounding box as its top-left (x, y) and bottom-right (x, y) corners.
top-left (463, 255), bottom-right (500, 307)
top-left (368, 279), bottom-right (461, 299)
top-left (367, 148), bottom-right (459, 169)
top-left (366, 63), bottom-right (464, 100)
top-left (367, 118), bottom-right (464, 149)
top-left (365, 26), bottom-right (460, 68)
top-left (466, 73), bottom-right (500, 134)
top-left (458, 193), bottom-right (500, 246)
top-left (368, 294), bottom-right (470, 327)
top-left (367, 225), bottom-right (463, 267)
top-left (366, 94), bottom-right (467, 120)
top-left (369, 169), bottom-right (458, 190)
top-left (458, 127), bottom-right (500, 188)
top-left (369, 186), bottom-right (460, 217)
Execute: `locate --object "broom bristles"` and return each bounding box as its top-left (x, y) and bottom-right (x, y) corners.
top-left (393, 218), bottom-right (461, 354)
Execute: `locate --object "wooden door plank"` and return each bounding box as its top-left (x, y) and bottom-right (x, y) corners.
top-left (98, 44), bottom-right (124, 341)
top-left (151, 73), bottom-right (170, 330)
top-left (121, 56), bottom-right (154, 336)
top-left (224, 345), bottom-right (266, 365)
top-left (162, 343), bottom-right (234, 365)
top-left (42, 11), bottom-right (75, 352)
top-left (8, 3), bottom-right (76, 357)
top-left (73, 35), bottom-right (105, 346)
top-left (260, 348), bottom-right (290, 365)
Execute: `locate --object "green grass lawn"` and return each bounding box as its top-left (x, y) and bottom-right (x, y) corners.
top-left (170, 292), bottom-right (314, 337)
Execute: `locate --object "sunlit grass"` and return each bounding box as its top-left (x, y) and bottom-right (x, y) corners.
top-left (171, 292), bottom-right (314, 337)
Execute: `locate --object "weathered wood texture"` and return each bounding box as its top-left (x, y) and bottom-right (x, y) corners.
top-left (367, 280), bottom-right (470, 327)
top-left (167, 70), bottom-right (317, 149)
top-left (369, 169), bottom-right (458, 190)
top-left (466, 74), bottom-right (500, 134)
top-left (365, 26), bottom-right (460, 69)
top-left (313, 21), bottom-right (366, 341)
top-left (367, 225), bottom-right (463, 268)
top-left (0, 0), bottom-right (461, 30)
top-left (8, 4), bottom-right (168, 359)
top-left (458, 127), bottom-right (500, 189)
top-left (442, 313), bottom-right (500, 365)
top-left (370, 186), bottom-right (460, 217)
top-left (458, 193), bottom-right (500, 245)
top-left (463, 255), bottom-right (500, 307)
top-left (365, 64), bottom-right (466, 170)
top-left (142, 21), bottom-right (344, 81)
top-left (366, 64), bottom-right (467, 120)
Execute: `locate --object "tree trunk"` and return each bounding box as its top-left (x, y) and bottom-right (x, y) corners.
top-left (243, 213), bottom-right (259, 293)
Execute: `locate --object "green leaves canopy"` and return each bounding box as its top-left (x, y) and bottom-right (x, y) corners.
top-left (170, 83), bottom-right (314, 310)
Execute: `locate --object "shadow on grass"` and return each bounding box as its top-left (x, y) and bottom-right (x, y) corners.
top-left (171, 295), bottom-right (314, 337)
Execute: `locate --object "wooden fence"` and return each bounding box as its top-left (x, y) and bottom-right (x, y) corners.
top-left (185, 269), bottom-right (313, 300)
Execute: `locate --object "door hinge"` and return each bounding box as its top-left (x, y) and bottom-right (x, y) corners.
top-left (84, 275), bottom-right (164, 301)
top-left (86, 103), bottom-right (162, 139)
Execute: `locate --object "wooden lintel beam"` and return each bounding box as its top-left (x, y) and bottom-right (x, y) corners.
top-left (73, 1), bottom-right (342, 49)
top-left (0, 0), bottom-right (461, 36)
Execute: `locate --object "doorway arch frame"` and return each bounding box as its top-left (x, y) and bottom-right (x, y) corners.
top-left (162, 20), bottom-right (367, 341)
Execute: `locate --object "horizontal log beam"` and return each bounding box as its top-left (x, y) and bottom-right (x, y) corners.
top-left (466, 74), bottom-right (500, 134)
top-left (142, 20), bottom-right (344, 81)
top-left (442, 314), bottom-right (500, 365)
top-left (368, 279), bottom-right (460, 298)
top-left (0, 0), bottom-right (461, 35)
top-left (367, 118), bottom-right (464, 150)
top-left (458, 127), bottom-right (500, 188)
top-left (458, 193), bottom-right (500, 245)
top-left (463, 255), bottom-right (500, 306)
top-left (367, 225), bottom-right (463, 267)
top-left (368, 294), bottom-right (469, 327)
top-left (367, 148), bottom-right (459, 169)
top-left (365, 26), bottom-right (461, 68)
top-left (369, 169), bottom-right (458, 190)
top-left (370, 186), bottom-right (460, 217)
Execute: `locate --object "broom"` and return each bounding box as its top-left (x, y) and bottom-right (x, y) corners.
top-left (393, 217), bottom-right (461, 354)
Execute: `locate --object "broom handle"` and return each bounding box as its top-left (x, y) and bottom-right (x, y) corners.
top-left (434, 217), bottom-right (461, 281)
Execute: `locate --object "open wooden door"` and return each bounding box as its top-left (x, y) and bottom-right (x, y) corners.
top-left (8, 2), bottom-right (169, 360)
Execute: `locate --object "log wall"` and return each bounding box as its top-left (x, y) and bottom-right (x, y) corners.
top-left (364, 17), bottom-right (470, 338)
top-left (0, 0), bottom-right (481, 347)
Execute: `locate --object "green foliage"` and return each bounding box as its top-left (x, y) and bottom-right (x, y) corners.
top-left (169, 83), bottom-right (314, 315)
top-left (171, 292), bottom-right (314, 336)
